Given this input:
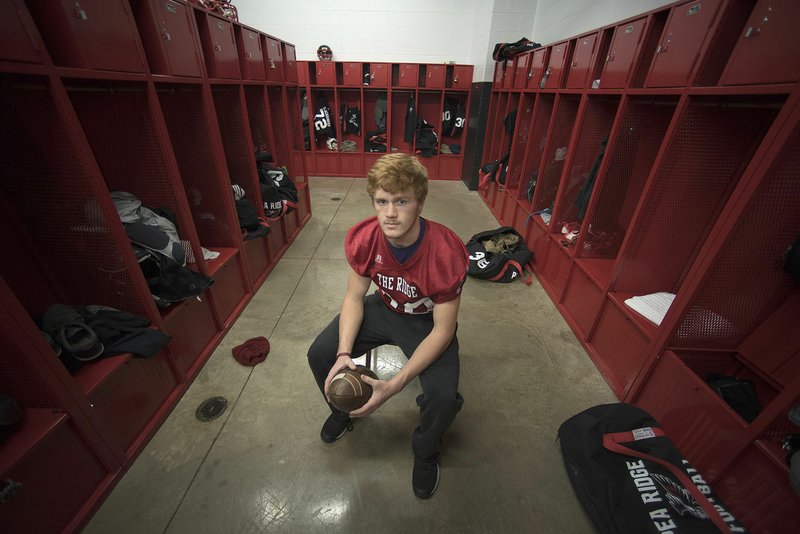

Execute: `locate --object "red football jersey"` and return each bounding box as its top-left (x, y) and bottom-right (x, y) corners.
top-left (345, 217), bottom-right (468, 315)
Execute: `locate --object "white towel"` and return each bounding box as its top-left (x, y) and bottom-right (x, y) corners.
top-left (624, 292), bottom-right (676, 326)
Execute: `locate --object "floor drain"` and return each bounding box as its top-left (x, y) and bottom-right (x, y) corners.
top-left (195, 396), bottom-right (228, 422)
top-left (331, 197), bottom-right (342, 201)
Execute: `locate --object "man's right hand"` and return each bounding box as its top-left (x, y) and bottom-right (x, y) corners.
top-left (323, 355), bottom-right (357, 398)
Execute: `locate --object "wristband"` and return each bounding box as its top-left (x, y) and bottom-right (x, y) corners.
top-left (336, 352), bottom-right (351, 358)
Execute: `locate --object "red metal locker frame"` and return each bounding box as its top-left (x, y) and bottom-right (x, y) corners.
top-left (235, 25), bottom-right (265, 81)
top-left (197, 11), bottom-right (240, 79)
top-left (134, 0), bottom-right (204, 78)
top-left (543, 40), bottom-right (572, 89)
top-left (451, 65), bottom-right (472, 89)
top-left (644, 0), bottom-right (724, 88)
top-left (565, 32), bottom-right (598, 89)
top-left (264, 35), bottom-right (284, 82)
top-left (315, 61), bottom-right (335, 85)
top-left (342, 62), bottom-right (361, 86)
top-left (718, 0), bottom-right (800, 87)
top-left (426, 64), bottom-right (445, 88)
top-left (282, 42), bottom-right (298, 83)
top-left (397, 63), bottom-right (419, 87)
top-left (599, 17), bottom-right (648, 88)
top-left (25, 0), bottom-right (148, 73)
top-left (527, 47), bottom-right (548, 89)
top-left (2, 0), bottom-right (47, 64)
top-left (369, 62), bottom-right (389, 87)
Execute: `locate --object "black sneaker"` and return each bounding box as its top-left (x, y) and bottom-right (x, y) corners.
top-left (320, 412), bottom-right (352, 443)
top-left (412, 456), bottom-right (440, 499)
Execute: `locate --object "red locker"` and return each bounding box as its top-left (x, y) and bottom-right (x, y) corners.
top-left (283, 42), bottom-right (298, 83)
top-left (527, 48), bottom-right (548, 89)
top-left (493, 61), bottom-right (505, 88)
top-left (1, 0), bottom-right (44, 64)
top-left (163, 294), bottom-right (218, 377)
top-left (502, 59), bottom-right (515, 88)
top-left (451, 65), bottom-right (472, 89)
top-left (26, 0), bottom-right (147, 72)
top-left (718, 0), bottom-right (800, 86)
top-left (134, 0), bottom-right (203, 77)
top-left (565, 33), bottom-right (598, 88)
top-left (645, 0), bottom-right (723, 87)
top-left (543, 41), bottom-right (570, 89)
top-left (370, 63), bottom-right (389, 86)
top-left (0, 417), bottom-right (109, 533)
top-left (316, 61), bottom-right (335, 85)
top-left (562, 265), bottom-right (605, 337)
top-left (342, 62), bottom-right (362, 86)
top-left (297, 60), bottom-right (309, 85)
top-left (600, 17), bottom-right (647, 88)
top-left (426, 64), bottom-right (445, 88)
top-left (398, 63), bottom-right (418, 87)
top-left (198, 13), bottom-right (240, 79)
top-left (264, 35), bottom-right (284, 82)
top-left (236, 26), bottom-right (265, 80)
top-left (514, 53), bottom-right (530, 89)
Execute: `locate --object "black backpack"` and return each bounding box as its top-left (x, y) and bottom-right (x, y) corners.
top-left (478, 153), bottom-right (510, 191)
top-left (415, 118), bottom-right (438, 157)
top-left (257, 164), bottom-right (298, 219)
top-left (558, 403), bottom-right (746, 534)
top-left (135, 244), bottom-right (213, 308)
top-left (466, 227), bottom-right (532, 284)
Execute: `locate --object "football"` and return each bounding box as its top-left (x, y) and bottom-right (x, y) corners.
top-left (328, 365), bottom-right (378, 412)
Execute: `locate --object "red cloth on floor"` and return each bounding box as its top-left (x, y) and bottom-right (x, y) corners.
top-left (232, 336), bottom-right (270, 366)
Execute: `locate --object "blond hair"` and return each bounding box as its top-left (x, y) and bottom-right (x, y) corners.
top-left (366, 154), bottom-right (428, 202)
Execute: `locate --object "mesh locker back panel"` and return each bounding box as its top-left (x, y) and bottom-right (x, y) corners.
top-left (285, 88), bottom-right (306, 160)
top-left (557, 96), bottom-right (619, 223)
top-left (212, 85), bottom-right (254, 196)
top-left (244, 85), bottom-right (271, 155)
top-left (156, 84), bottom-right (235, 248)
top-left (614, 96), bottom-right (783, 295)
top-left (267, 86), bottom-right (290, 167)
top-left (583, 97), bottom-right (678, 258)
top-left (534, 95), bottom-right (580, 213)
top-left (507, 94), bottom-right (534, 190)
top-left (672, 121), bottom-right (800, 349)
top-left (0, 75), bottom-right (147, 317)
top-left (66, 79), bottom-right (195, 263)
top-left (521, 94), bottom-right (555, 201)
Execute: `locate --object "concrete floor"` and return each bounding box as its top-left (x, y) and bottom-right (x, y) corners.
top-left (84, 176), bottom-right (616, 534)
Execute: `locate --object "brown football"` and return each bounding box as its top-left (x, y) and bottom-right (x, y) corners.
top-left (328, 365), bottom-right (378, 412)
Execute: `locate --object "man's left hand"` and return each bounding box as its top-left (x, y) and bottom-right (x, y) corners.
top-left (349, 375), bottom-right (397, 417)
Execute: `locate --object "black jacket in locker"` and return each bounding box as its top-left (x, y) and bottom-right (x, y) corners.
top-left (442, 98), bottom-right (466, 137)
top-left (404, 95), bottom-right (416, 143)
top-left (313, 94), bottom-right (336, 139)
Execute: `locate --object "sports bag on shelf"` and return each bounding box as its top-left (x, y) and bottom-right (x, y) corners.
top-left (558, 403), bottom-right (746, 534)
top-left (466, 227), bottom-right (532, 284)
top-left (492, 37), bottom-right (542, 61)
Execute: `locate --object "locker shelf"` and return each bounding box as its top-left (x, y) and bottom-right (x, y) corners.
top-left (74, 354), bottom-right (132, 397)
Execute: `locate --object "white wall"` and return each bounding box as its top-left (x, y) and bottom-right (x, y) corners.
top-left (233, 0), bottom-right (676, 83)
top-left (530, 0), bottom-right (674, 46)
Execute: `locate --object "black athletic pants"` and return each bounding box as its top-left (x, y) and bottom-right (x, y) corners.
top-left (308, 292), bottom-right (463, 461)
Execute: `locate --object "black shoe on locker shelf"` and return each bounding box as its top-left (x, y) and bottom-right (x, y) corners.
top-left (42, 304), bottom-right (104, 362)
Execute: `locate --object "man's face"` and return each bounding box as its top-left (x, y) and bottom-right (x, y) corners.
top-left (372, 187), bottom-right (423, 247)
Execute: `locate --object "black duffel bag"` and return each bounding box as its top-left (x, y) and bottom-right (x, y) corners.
top-left (466, 227), bottom-right (532, 284)
top-left (558, 403), bottom-right (746, 533)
